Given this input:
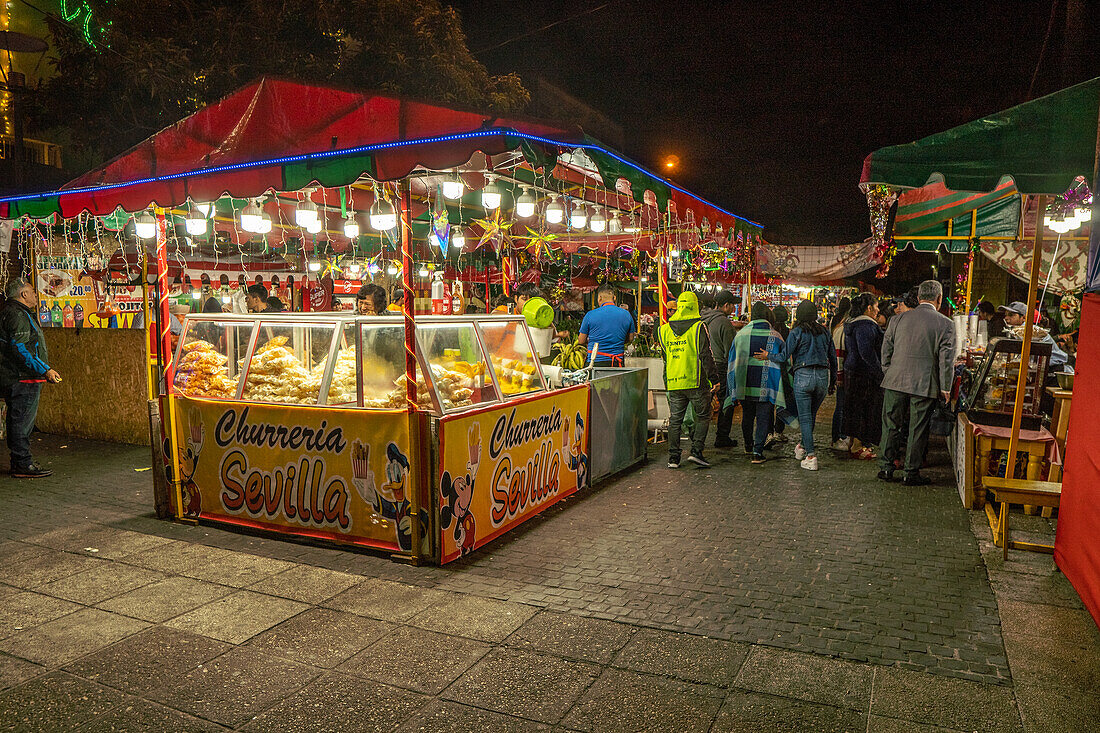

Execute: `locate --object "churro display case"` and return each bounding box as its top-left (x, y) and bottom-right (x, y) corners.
top-left (964, 337), bottom-right (1053, 431)
top-left (164, 312), bottom-right (590, 564)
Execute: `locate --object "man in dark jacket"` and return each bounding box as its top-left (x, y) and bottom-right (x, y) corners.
top-left (659, 291), bottom-right (721, 469)
top-left (700, 291), bottom-right (737, 448)
top-left (0, 278), bottom-right (62, 478)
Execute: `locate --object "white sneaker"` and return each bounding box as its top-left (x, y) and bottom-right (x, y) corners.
top-left (794, 444), bottom-right (806, 460)
top-left (832, 438), bottom-right (851, 451)
top-left (801, 455), bottom-right (819, 471)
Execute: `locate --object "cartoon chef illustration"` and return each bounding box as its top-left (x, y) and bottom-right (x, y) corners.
top-left (565, 412), bottom-right (588, 489)
top-left (441, 423), bottom-right (482, 556)
top-left (168, 418), bottom-right (204, 518)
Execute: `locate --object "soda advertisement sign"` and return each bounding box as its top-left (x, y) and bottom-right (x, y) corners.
top-left (170, 396), bottom-right (422, 553)
top-left (437, 386), bottom-right (590, 563)
top-left (36, 257), bottom-right (145, 329)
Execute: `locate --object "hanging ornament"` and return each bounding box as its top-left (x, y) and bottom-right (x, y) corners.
top-left (472, 209), bottom-right (514, 254)
top-left (429, 185), bottom-right (450, 258)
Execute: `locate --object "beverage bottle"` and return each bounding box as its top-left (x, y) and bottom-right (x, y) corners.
top-left (452, 280), bottom-right (463, 315)
top-left (62, 301), bottom-right (75, 328)
top-left (441, 280), bottom-right (452, 315)
top-left (431, 273), bottom-right (445, 315)
top-left (51, 302), bottom-right (63, 327)
top-left (73, 303), bottom-right (85, 330)
top-left (39, 302), bottom-right (50, 327)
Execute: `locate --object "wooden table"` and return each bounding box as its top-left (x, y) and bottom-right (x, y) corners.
top-left (1045, 387), bottom-right (1072, 482)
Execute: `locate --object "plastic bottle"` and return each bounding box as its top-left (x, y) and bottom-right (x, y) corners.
top-left (452, 280), bottom-right (464, 315)
top-left (39, 302), bottom-right (50, 327)
top-left (50, 302), bottom-right (63, 327)
top-left (62, 301), bottom-right (74, 328)
top-left (74, 303), bottom-right (85, 330)
top-left (431, 273), bottom-right (445, 315)
top-left (441, 280), bottom-right (452, 315)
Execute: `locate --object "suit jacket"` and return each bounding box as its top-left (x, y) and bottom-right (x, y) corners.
top-left (880, 303), bottom-right (955, 398)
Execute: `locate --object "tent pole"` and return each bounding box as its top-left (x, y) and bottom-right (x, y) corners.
top-left (964, 209), bottom-right (977, 314)
top-left (1004, 195), bottom-right (1046, 482)
top-left (637, 260), bottom-right (642, 334)
top-left (400, 182), bottom-right (421, 564)
top-left (658, 239), bottom-right (668, 323)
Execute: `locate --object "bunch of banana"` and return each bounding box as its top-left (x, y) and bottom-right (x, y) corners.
top-left (551, 340), bottom-right (587, 370)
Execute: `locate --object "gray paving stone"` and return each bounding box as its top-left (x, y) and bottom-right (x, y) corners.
top-left (118, 541), bottom-right (226, 575)
top-left (246, 564), bottom-right (362, 604)
top-left (1003, 629), bottom-right (1100, 698)
top-left (176, 546), bottom-right (297, 587)
top-left (248, 607), bottom-right (391, 668)
top-left (96, 576), bottom-right (232, 622)
top-left (163, 590), bottom-right (308, 644)
top-left (324, 578), bottom-right (452, 622)
top-left (733, 645), bottom-right (873, 711)
top-left (241, 671), bottom-right (426, 732)
top-left (0, 591), bottom-right (81, 639)
top-left (871, 667), bottom-right (1022, 733)
top-left (612, 627), bottom-right (749, 686)
top-left (506, 610), bottom-right (636, 664)
top-left (0, 651), bottom-right (44, 691)
top-left (1013, 679), bottom-right (1100, 733)
top-left (408, 593), bottom-right (537, 642)
top-left (146, 647), bottom-right (319, 728)
top-left (396, 699), bottom-right (550, 732)
top-left (562, 667), bottom-right (724, 733)
top-left (64, 626), bottom-right (231, 695)
top-left (0, 670), bottom-right (126, 732)
top-left (79, 699), bottom-right (229, 732)
top-left (35, 562), bottom-right (163, 605)
top-left (867, 715), bottom-right (968, 732)
top-left (997, 599), bottom-right (1100, 648)
top-left (339, 624), bottom-right (490, 695)
top-left (0, 607), bottom-right (149, 667)
top-left (712, 688), bottom-right (867, 732)
top-left (0, 548), bottom-right (103, 589)
top-left (29, 525), bottom-right (174, 560)
top-left (442, 648), bottom-right (600, 724)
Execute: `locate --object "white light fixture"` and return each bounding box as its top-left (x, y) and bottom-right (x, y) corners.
top-left (669, 246), bottom-right (680, 258)
top-left (184, 203), bottom-right (208, 236)
top-left (386, 264), bottom-right (398, 276)
top-left (545, 195), bottom-right (564, 224)
top-left (135, 212), bottom-right (157, 239)
top-left (305, 218), bottom-right (322, 234)
top-left (418, 266), bottom-right (429, 278)
top-left (346, 260), bottom-right (362, 276)
top-left (481, 175), bottom-right (502, 210)
top-left (192, 290), bottom-right (201, 301)
top-left (1079, 206), bottom-right (1093, 223)
top-left (257, 213), bottom-right (273, 234)
top-left (370, 196), bottom-right (398, 231)
top-left (295, 198), bottom-right (319, 228)
top-left (570, 203), bottom-right (587, 229)
top-left (516, 187), bottom-right (536, 218)
top-left (624, 213), bottom-right (640, 233)
top-left (343, 215), bottom-right (360, 238)
top-left (452, 229), bottom-right (466, 250)
top-left (640, 275), bottom-right (648, 283)
top-left (196, 202), bottom-right (213, 217)
top-left (240, 202), bottom-right (263, 233)
top-left (589, 207), bottom-right (607, 233)
top-left (608, 213), bottom-right (623, 234)
top-left (442, 173), bottom-right (465, 200)
top-left (221, 293), bottom-right (231, 304)
top-left (308, 260), bottom-right (322, 273)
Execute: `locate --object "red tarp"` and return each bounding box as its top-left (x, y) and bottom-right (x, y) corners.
top-left (1056, 293), bottom-right (1100, 629)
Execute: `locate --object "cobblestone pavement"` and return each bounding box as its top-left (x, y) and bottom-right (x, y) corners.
top-left (0, 416), bottom-right (1098, 731)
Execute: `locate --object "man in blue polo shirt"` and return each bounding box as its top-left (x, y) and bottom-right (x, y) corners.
top-left (577, 285), bottom-right (634, 366)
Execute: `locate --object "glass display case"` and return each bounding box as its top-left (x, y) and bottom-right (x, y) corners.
top-left (172, 313), bottom-right (549, 414)
top-left (965, 337), bottom-right (1052, 430)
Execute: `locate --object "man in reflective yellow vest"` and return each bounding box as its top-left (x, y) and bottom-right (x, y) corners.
top-left (659, 291), bottom-right (721, 468)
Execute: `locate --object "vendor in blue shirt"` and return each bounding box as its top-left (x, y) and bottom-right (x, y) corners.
top-left (577, 285), bottom-right (635, 366)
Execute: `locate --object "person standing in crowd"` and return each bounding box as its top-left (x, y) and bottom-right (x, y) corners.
top-left (876, 298), bottom-right (895, 329)
top-left (998, 301), bottom-right (1068, 369)
top-left (731, 302), bottom-right (788, 464)
top-left (843, 294), bottom-right (884, 460)
top-left (265, 295), bottom-right (288, 312)
top-left (830, 296), bottom-right (851, 450)
top-left (659, 291), bottom-right (721, 469)
top-left (894, 287), bottom-right (919, 316)
top-left (879, 280), bottom-right (955, 485)
top-left (245, 284), bottom-right (273, 313)
top-left (356, 284), bottom-right (388, 315)
top-left (578, 285), bottom-right (634, 366)
top-left (700, 291), bottom-right (738, 448)
top-left (0, 278), bottom-right (62, 478)
top-left (755, 299), bottom-right (837, 470)
top-left (771, 305), bottom-right (791, 340)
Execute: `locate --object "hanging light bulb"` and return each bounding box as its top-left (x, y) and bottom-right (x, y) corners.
top-left (257, 213), bottom-right (273, 234)
top-left (305, 218), bottom-right (322, 235)
top-left (442, 172), bottom-right (465, 200)
top-left (184, 202), bottom-right (208, 236)
top-left (452, 229), bottom-right (466, 250)
top-left (481, 175), bottom-right (502, 210)
top-left (196, 202), bottom-right (213, 217)
top-left (308, 260), bottom-right (322, 273)
top-left (570, 202), bottom-right (588, 229)
top-left (134, 212), bottom-right (157, 239)
top-left (386, 263), bottom-right (399, 276)
top-left (608, 213), bottom-right (623, 234)
top-left (669, 246), bottom-right (680, 258)
top-left (545, 195), bottom-right (564, 224)
top-left (295, 198), bottom-right (319, 228)
top-left (589, 207), bottom-right (607, 233)
top-left (516, 187), bottom-right (536, 218)
top-left (221, 293), bottom-right (231, 304)
top-left (624, 213), bottom-right (641, 233)
top-left (346, 260), bottom-right (362, 276)
top-left (418, 266), bottom-right (429, 278)
top-left (343, 215), bottom-right (360, 238)
top-left (370, 196), bottom-right (398, 231)
top-left (1079, 206), bottom-right (1093, 223)
top-left (640, 275), bottom-right (648, 283)
top-left (240, 202), bottom-right (263, 233)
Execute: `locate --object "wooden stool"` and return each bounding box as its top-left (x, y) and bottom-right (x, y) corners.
top-left (982, 477), bottom-right (1061, 559)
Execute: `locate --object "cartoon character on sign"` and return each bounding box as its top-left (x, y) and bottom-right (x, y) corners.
top-left (441, 423), bottom-right (482, 556)
top-left (163, 418), bottom-right (204, 518)
top-left (351, 441), bottom-right (425, 552)
top-left (565, 412), bottom-right (588, 488)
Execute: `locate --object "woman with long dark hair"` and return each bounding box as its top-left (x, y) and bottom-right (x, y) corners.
top-left (843, 293), bottom-right (884, 460)
top-left (756, 300), bottom-right (837, 470)
top-left (829, 296), bottom-right (852, 449)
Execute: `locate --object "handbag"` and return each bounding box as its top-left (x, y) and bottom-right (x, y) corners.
top-left (930, 399), bottom-right (955, 436)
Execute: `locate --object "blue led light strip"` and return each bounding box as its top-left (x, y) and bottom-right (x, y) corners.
top-left (0, 127), bottom-right (760, 227)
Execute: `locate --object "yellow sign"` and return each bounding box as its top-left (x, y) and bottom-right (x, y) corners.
top-left (36, 258), bottom-right (145, 329)
top-left (438, 386), bottom-right (590, 563)
top-left (170, 396), bottom-right (422, 553)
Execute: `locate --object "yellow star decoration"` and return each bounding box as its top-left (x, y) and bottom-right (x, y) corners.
top-left (514, 227), bottom-right (560, 258)
top-left (472, 209), bottom-right (515, 254)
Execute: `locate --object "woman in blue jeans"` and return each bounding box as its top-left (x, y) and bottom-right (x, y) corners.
top-left (755, 300), bottom-right (837, 470)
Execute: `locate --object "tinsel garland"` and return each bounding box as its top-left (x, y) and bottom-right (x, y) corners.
top-left (864, 184), bottom-right (899, 278)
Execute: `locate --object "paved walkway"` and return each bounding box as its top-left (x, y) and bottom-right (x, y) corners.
top-left (0, 420), bottom-right (1097, 731)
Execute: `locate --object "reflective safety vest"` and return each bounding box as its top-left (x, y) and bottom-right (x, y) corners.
top-left (659, 321), bottom-right (704, 390)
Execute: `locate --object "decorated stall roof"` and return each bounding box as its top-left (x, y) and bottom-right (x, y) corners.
top-left (0, 78), bottom-right (760, 240)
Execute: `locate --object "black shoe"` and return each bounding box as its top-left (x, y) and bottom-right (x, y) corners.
top-left (11, 463), bottom-right (51, 478)
top-left (877, 470), bottom-right (898, 483)
top-left (715, 438), bottom-right (738, 448)
top-left (902, 474), bottom-right (932, 486)
top-left (751, 453), bottom-right (767, 464)
top-left (687, 454), bottom-right (711, 468)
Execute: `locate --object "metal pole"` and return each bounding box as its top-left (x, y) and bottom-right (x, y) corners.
top-left (637, 260), bottom-right (642, 333)
top-left (155, 210), bottom-right (184, 519)
top-left (399, 183), bottom-right (421, 563)
top-left (964, 209), bottom-right (977, 314)
top-left (141, 248), bottom-right (154, 402)
top-left (1004, 195), bottom-right (1046, 482)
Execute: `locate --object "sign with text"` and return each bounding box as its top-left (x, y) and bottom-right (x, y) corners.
top-left (437, 386), bottom-right (590, 563)
top-left (169, 396), bottom-right (422, 553)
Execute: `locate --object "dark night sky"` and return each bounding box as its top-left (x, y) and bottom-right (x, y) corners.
top-left (451, 1), bottom-right (1098, 246)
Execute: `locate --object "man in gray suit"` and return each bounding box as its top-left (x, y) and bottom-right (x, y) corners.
top-left (878, 280), bottom-right (955, 486)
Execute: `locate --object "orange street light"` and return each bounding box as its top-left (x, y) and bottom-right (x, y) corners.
top-left (663, 154), bottom-right (680, 171)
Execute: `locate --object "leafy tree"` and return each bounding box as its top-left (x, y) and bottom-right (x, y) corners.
top-left (35, 0), bottom-right (528, 167)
